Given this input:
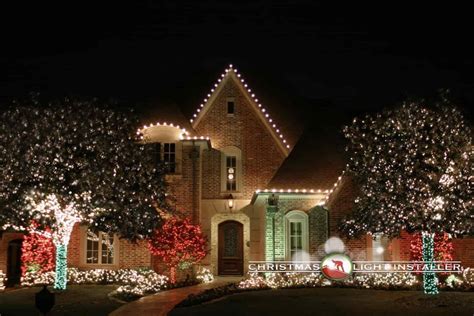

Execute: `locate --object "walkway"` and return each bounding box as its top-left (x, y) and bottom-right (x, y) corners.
top-left (110, 276), bottom-right (242, 316)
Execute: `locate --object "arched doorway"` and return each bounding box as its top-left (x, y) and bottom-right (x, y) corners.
top-left (7, 239), bottom-right (22, 286)
top-left (218, 221), bottom-right (243, 275)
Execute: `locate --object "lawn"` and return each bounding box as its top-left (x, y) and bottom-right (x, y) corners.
top-left (170, 287), bottom-right (474, 316)
top-left (0, 285), bottom-right (123, 316)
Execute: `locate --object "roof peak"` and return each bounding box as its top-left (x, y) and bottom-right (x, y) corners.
top-left (189, 64), bottom-right (291, 156)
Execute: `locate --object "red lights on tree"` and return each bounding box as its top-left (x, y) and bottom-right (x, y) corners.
top-left (21, 226), bottom-right (55, 276)
top-left (148, 216), bottom-right (207, 283)
top-left (410, 232), bottom-right (454, 262)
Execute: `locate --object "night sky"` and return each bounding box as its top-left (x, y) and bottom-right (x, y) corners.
top-left (1, 1), bottom-right (473, 129)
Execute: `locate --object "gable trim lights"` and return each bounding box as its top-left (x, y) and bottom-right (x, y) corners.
top-left (189, 64), bottom-right (290, 156)
top-left (137, 122), bottom-right (189, 140)
top-left (255, 171), bottom-right (346, 206)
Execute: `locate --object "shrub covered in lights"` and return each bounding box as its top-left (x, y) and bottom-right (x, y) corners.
top-left (148, 216), bottom-right (207, 284)
top-left (0, 96), bottom-right (169, 290)
top-left (196, 267), bottom-right (214, 284)
top-left (341, 97), bottom-right (474, 294)
top-left (0, 270), bottom-right (6, 291)
top-left (21, 268), bottom-right (168, 289)
top-left (238, 271), bottom-right (474, 292)
top-left (21, 225), bottom-right (56, 276)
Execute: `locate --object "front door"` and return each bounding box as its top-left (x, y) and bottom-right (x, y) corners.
top-left (218, 221), bottom-right (243, 275)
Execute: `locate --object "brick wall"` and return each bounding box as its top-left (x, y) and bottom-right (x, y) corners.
top-left (119, 239), bottom-right (152, 269)
top-left (452, 238), bottom-right (474, 268)
top-left (201, 148), bottom-right (221, 200)
top-left (195, 77), bottom-right (286, 200)
top-left (67, 224), bottom-right (81, 267)
top-left (309, 206), bottom-right (328, 260)
top-left (326, 176), bottom-right (368, 260)
top-left (166, 143), bottom-right (202, 221)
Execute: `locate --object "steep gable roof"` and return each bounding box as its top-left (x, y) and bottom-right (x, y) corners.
top-left (267, 122), bottom-right (347, 192)
top-left (189, 64), bottom-right (291, 157)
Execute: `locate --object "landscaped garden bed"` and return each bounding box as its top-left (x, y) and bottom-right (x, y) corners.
top-left (175, 269), bottom-right (474, 308)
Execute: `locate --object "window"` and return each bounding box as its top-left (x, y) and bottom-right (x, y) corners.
top-left (289, 221), bottom-right (303, 260)
top-left (285, 211), bottom-right (309, 261)
top-left (227, 101), bottom-right (235, 115)
top-left (226, 97), bottom-right (235, 116)
top-left (226, 156), bottom-right (237, 191)
top-left (86, 230), bottom-right (115, 265)
top-left (153, 142), bottom-right (177, 173)
top-left (221, 146), bottom-right (242, 193)
top-left (163, 143), bottom-right (176, 173)
top-left (372, 234), bottom-right (388, 261)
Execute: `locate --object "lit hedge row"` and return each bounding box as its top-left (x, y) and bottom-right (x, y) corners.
top-left (21, 268), bottom-right (168, 292)
top-left (238, 268), bottom-right (474, 291)
top-left (0, 270), bottom-right (6, 291)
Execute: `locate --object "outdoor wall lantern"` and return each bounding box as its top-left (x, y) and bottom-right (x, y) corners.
top-left (227, 194), bottom-right (234, 210)
top-left (268, 193), bottom-right (279, 206)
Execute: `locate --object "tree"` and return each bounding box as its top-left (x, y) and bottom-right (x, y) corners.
top-left (21, 224), bottom-right (56, 276)
top-left (0, 96), bottom-right (168, 289)
top-left (148, 216), bottom-right (207, 283)
top-left (341, 97), bottom-right (473, 294)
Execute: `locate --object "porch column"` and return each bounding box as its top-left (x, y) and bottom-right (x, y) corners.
top-left (265, 205), bottom-right (278, 261)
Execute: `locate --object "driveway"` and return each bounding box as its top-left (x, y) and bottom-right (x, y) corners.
top-left (169, 287), bottom-right (474, 316)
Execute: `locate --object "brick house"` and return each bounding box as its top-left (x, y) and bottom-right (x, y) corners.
top-left (1, 64), bottom-right (473, 284)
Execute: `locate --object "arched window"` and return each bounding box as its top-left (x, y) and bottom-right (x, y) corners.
top-left (285, 210), bottom-right (309, 261)
top-left (221, 146), bottom-right (242, 193)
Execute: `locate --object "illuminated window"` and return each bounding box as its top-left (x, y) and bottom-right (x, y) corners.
top-left (285, 211), bottom-right (309, 261)
top-left (372, 233), bottom-right (388, 261)
top-left (86, 230), bottom-right (115, 265)
top-left (226, 156), bottom-right (237, 191)
top-left (221, 146), bottom-right (242, 193)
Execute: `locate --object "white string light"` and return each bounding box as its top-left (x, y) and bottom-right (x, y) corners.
top-left (189, 64), bottom-right (291, 150)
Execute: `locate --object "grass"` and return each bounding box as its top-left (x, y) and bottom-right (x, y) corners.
top-left (170, 287), bottom-right (474, 316)
top-left (0, 285), bottom-right (123, 316)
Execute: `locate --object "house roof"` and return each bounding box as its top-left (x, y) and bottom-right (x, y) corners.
top-left (267, 116), bottom-right (349, 191)
top-left (136, 100), bottom-right (197, 136)
top-left (188, 64), bottom-right (292, 156)
top-left (136, 64), bottom-right (305, 147)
